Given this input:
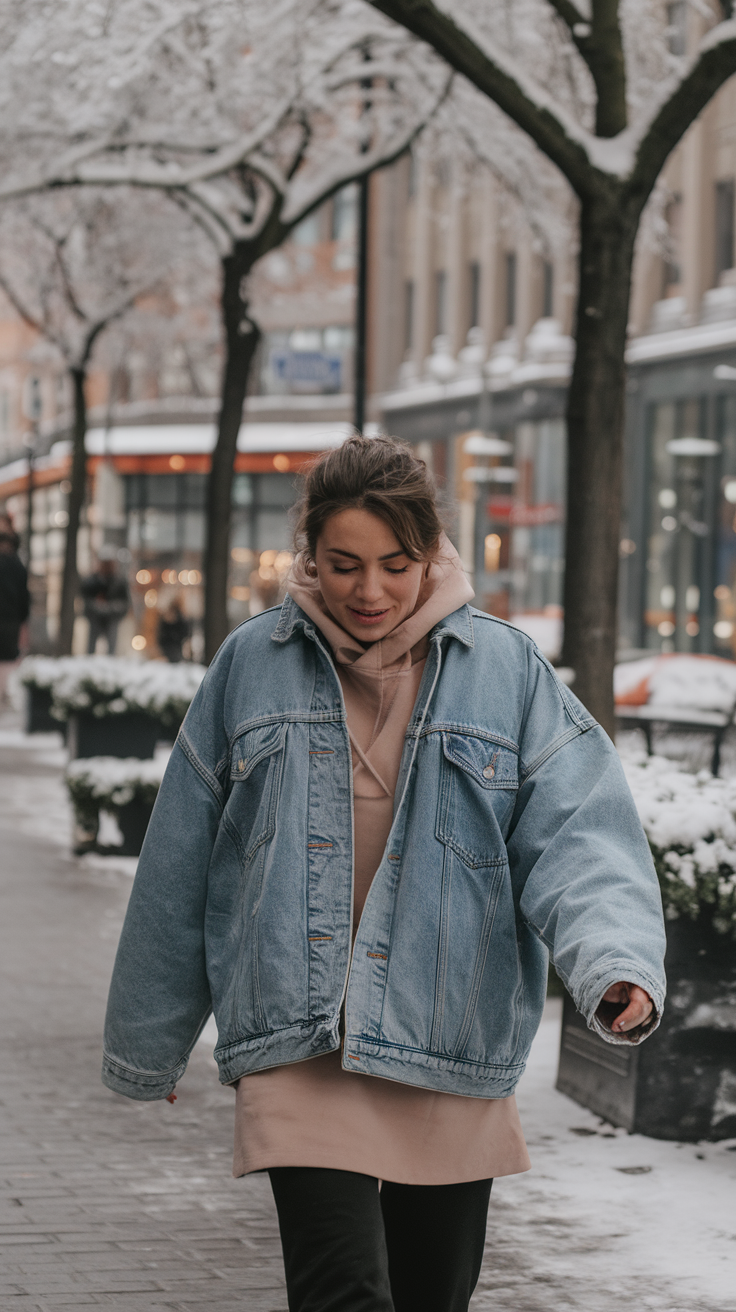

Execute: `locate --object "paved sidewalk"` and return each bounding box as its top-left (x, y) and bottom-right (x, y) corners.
top-left (1, 719), bottom-right (735, 1311)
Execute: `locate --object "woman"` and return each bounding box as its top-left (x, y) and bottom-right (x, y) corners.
top-left (103, 437), bottom-right (666, 1312)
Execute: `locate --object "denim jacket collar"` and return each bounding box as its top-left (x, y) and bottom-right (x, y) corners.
top-left (271, 593), bottom-right (475, 649)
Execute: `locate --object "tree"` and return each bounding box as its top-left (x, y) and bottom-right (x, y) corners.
top-left (0, 0), bottom-right (451, 660)
top-left (364, 0), bottom-right (736, 734)
top-left (0, 188), bottom-right (212, 653)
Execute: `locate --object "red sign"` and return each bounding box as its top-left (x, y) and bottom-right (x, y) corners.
top-left (487, 500), bottom-right (562, 526)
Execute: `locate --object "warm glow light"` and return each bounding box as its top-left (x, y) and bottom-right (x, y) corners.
top-left (260, 549), bottom-right (278, 567)
top-left (484, 533), bottom-right (502, 573)
top-left (715, 584), bottom-right (731, 601)
top-left (131, 634), bottom-right (147, 650)
top-left (178, 570), bottom-right (189, 585)
top-left (686, 620), bottom-right (700, 637)
top-left (230, 586), bottom-right (251, 602)
top-left (169, 454), bottom-right (186, 470)
top-left (187, 570), bottom-right (201, 585)
top-left (657, 620), bottom-right (675, 637)
top-left (136, 569), bottom-right (152, 585)
top-left (162, 569), bottom-right (178, 584)
top-left (231, 547), bottom-right (254, 563)
top-left (144, 589), bottom-right (158, 608)
top-left (714, 620), bottom-right (734, 639)
top-left (273, 453), bottom-right (290, 471)
top-left (724, 481), bottom-right (736, 504)
top-left (275, 550), bottom-right (294, 574)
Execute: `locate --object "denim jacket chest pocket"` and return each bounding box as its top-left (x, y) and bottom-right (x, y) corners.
top-left (224, 721), bottom-right (288, 865)
top-left (435, 732), bottom-right (519, 868)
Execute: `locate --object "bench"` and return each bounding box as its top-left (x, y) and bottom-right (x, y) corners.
top-left (615, 702), bottom-right (736, 777)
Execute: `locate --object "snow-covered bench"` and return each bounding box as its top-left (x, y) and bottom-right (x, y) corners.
top-left (615, 655), bottom-right (736, 777)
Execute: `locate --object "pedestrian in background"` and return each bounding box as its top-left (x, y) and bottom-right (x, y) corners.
top-left (80, 544), bottom-right (130, 654)
top-left (0, 517), bottom-right (30, 708)
top-left (102, 437), bottom-right (666, 1312)
top-left (157, 597), bottom-right (191, 663)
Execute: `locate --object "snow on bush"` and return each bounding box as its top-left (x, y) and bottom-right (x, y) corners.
top-left (18, 656), bottom-right (205, 728)
top-left (65, 754), bottom-right (169, 829)
top-left (622, 752), bottom-right (736, 937)
top-left (18, 655), bottom-right (80, 690)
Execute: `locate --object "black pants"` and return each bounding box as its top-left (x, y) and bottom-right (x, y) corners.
top-left (269, 1167), bottom-right (493, 1312)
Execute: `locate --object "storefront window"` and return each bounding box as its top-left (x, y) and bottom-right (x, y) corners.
top-left (643, 398), bottom-right (719, 653)
top-left (471, 418), bottom-right (565, 655)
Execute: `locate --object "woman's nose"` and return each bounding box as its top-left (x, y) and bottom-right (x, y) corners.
top-left (355, 569), bottom-right (384, 602)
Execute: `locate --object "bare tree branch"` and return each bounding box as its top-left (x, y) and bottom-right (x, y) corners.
top-left (629, 19), bottom-right (736, 197)
top-left (368, 0), bottom-right (596, 195)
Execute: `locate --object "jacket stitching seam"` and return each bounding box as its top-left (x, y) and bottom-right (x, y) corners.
top-left (344, 1038), bottom-right (526, 1072)
top-left (178, 730), bottom-right (224, 805)
top-left (520, 723), bottom-right (592, 782)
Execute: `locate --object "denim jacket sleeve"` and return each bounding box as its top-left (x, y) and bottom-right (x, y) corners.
top-left (505, 649), bottom-right (667, 1045)
top-left (101, 643), bottom-right (233, 1101)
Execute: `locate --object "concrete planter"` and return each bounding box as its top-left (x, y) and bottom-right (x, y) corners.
top-left (556, 917), bottom-right (736, 1141)
top-left (25, 686), bottom-right (60, 735)
top-left (67, 711), bottom-right (160, 760)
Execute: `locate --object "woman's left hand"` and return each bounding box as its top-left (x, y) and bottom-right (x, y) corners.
top-left (601, 982), bottom-right (653, 1034)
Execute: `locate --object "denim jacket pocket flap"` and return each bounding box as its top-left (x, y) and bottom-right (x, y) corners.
top-left (441, 733), bottom-right (519, 790)
top-left (230, 721), bottom-right (287, 781)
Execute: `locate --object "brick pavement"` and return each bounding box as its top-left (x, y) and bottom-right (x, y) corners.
top-left (0, 730), bottom-right (287, 1312)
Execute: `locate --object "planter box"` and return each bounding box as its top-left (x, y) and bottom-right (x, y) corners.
top-left (98, 798), bottom-right (155, 857)
top-left (556, 919), bottom-right (736, 1141)
top-left (25, 686), bottom-right (60, 735)
top-left (67, 711), bottom-right (160, 760)
top-left (75, 797), bottom-right (156, 857)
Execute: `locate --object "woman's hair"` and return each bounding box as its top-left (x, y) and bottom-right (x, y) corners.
top-left (293, 434), bottom-right (443, 564)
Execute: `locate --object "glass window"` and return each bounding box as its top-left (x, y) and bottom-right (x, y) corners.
top-left (643, 398), bottom-right (718, 652)
top-left (715, 180), bottom-right (735, 282)
top-left (505, 253), bottom-right (516, 328)
top-left (331, 185), bottom-right (357, 243)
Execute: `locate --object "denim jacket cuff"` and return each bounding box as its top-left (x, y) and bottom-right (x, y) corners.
top-left (580, 969), bottom-right (665, 1047)
top-left (101, 1053), bottom-right (182, 1101)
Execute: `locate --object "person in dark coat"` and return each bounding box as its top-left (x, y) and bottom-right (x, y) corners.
top-left (157, 598), bottom-right (191, 663)
top-left (80, 545), bottom-right (130, 654)
top-left (0, 523), bottom-right (31, 705)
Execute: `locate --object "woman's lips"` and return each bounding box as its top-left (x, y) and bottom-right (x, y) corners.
top-left (347, 606), bottom-right (390, 626)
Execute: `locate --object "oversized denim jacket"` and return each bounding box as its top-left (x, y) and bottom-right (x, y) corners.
top-left (102, 599), bottom-right (667, 1102)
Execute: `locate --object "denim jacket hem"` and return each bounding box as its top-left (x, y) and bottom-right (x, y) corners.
top-left (340, 1038), bottom-right (527, 1098)
top-left (214, 1017), bottom-right (341, 1084)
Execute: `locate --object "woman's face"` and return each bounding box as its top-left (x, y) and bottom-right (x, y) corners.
top-left (314, 507), bottom-right (425, 643)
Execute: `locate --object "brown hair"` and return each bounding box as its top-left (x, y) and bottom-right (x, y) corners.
top-left (293, 434), bottom-right (443, 564)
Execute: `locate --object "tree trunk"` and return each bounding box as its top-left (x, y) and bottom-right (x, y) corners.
top-left (560, 189), bottom-right (640, 737)
top-left (203, 249), bottom-right (261, 663)
top-left (57, 367), bottom-right (88, 656)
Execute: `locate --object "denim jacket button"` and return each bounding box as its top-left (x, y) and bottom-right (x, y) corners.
top-left (483, 763), bottom-right (495, 778)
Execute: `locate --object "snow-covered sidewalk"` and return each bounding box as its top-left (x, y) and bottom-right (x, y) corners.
top-left (1, 716), bottom-right (734, 1310)
top-left (481, 1004), bottom-right (736, 1311)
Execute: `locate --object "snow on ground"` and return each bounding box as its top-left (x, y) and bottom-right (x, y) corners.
top-left (482, 1001), bottom-right (736, 1311)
